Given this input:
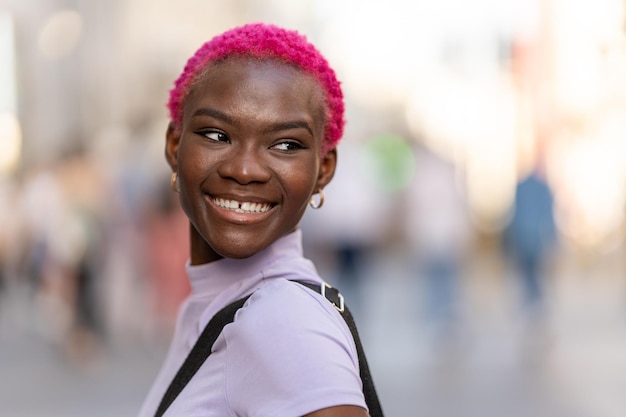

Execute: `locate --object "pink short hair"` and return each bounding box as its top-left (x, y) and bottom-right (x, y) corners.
top-left (167, 23), bottom-right (345, 154)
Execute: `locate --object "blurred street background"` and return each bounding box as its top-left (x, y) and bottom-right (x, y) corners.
top-left (1, 0), bottom-right (626, 416)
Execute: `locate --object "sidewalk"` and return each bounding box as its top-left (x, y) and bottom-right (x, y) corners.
top-left (357, 248), bottom-right (626, 417)
top-left (0, 334), bottom-right (165, 417)
top-left (2, 247), bottom-right (626, 417)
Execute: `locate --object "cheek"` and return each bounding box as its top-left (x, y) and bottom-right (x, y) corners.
top-left (176, 146), bottom-right (208, 203)
top-left (279, 165), bottom-right (318, 204)
top-left (177, 140), bottom-right (210, 180)
top-left (177, 162), bottom-right (198, 194)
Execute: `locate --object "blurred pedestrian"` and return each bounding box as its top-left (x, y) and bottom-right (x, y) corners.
top-left (503, 169), bottom-right (557, 318)
top-left (139, 180), bottom-right (190, 334)
top-left (405, 147), bottom-right (472, 335)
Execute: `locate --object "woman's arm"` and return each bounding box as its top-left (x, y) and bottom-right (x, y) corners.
top-left (303, 405), bottom-right (370, 417)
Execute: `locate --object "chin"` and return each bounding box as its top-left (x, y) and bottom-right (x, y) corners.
top-left (214, 242), bottom-right (268, 260)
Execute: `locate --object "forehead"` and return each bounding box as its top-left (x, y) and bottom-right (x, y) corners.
top-left (183, 58), bottom-right (326, 127)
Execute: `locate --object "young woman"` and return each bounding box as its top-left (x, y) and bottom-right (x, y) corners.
top-left (138, 23), bottom-right (380, 417)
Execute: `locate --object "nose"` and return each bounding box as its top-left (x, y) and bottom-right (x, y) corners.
top-left (217, 144), bottom-right (271, 185)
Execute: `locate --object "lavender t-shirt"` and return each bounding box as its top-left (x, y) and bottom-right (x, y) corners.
top-left (137, 230), bottom-right (366, 417)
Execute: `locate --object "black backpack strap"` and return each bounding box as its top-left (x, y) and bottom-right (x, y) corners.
top-left (294, 281), bottom-right (384, 417)
top-left (154, 295), bottom-right (251, 417)
top-left (155, 281), bottom-right (384, 417)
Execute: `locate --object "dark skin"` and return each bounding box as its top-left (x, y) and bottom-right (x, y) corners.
top-left (167, 58), bottom-right (335, 265)
top-left (165, 58), bottom-right (369, 417)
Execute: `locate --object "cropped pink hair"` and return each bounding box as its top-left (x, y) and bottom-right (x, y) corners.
top-left (167, 23), bottom-right (345, 154)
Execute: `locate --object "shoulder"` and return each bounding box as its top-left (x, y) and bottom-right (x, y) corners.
top-left (250, 279), bottom-right (338, 315)
top-left (226, 279), bottom-right (355, 356)
top-left (220, 279), bottom-right (365, 416)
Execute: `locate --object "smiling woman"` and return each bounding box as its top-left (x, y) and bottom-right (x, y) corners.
top-left (137, 23), bottom-right (382, 417)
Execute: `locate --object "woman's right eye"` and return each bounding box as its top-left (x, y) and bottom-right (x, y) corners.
top-left (198, 130), bottom-right (229, 143)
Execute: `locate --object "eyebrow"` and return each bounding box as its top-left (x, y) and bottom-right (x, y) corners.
top-left (190, 107), bottom-right (235, 125)
top-left (263, 120), bottom-right (314, 137)
top-left (191, 107), bottom-right (314, 137)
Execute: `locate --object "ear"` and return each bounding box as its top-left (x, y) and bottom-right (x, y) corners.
top-left (165, 122), bottom-right (180, 172)
top-left (315, 148), bottom-right (337, 191)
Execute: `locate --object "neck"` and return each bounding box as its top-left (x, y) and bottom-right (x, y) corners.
top-left (189, 223), bottom-right (223, 265)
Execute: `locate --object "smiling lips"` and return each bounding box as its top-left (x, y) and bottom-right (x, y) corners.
top-left (211, 197), bottom-right (274, 214)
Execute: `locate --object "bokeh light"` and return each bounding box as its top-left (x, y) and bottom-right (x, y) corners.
top-left (0, 112), bottom-right (21, 175)
top-left (37, 9), bottom-right (83, 60)
top-left (362, 134), bottom-right (416, 193)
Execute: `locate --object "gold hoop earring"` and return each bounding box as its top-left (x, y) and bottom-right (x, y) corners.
top-left (309, 189), bottom-right (325, 209)
top-left (170, 172), bottom-right (179, 192)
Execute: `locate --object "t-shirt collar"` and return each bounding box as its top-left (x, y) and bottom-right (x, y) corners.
top-left (185, 229), bottom-right (304, 297)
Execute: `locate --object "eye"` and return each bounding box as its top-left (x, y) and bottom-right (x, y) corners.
top-left (271, 140), bottom-right (305, 152)
top-left (197, 130), bottom-right (229, 143)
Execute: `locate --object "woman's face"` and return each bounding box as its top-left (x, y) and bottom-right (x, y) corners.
top-left (166, 58), bottom-right (336, 264)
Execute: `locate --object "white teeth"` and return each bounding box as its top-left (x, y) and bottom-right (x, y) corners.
top-left (213, 198), bottom-right (272, 213)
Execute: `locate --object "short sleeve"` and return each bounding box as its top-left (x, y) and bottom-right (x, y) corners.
top-left (221, 279), bottom-right (366, 417)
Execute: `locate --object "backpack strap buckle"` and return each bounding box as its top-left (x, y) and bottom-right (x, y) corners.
top-left (321, 282), bottom-right (345, 313)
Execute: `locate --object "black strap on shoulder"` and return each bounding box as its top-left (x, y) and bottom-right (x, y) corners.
top-left (154, 281), bottom-right (384, 417)
top-left (154, 295), bottom-right (252, 417)
top-left (294, 281), bottom-right (384, 417)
